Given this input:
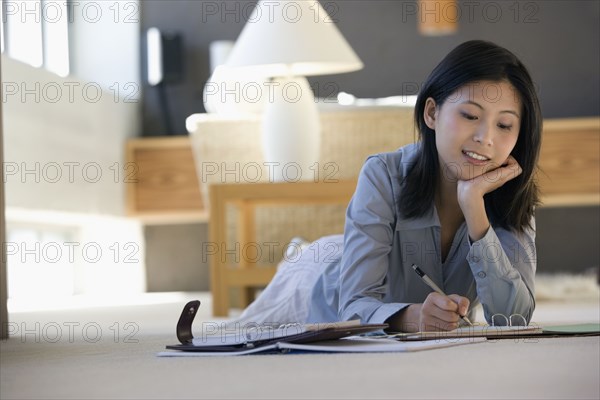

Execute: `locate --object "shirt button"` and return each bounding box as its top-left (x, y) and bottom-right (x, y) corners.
top-left (477, 271), bottom-right (487, 279)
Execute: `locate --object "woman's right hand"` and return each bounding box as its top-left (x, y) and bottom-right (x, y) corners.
top-left (419, 292), bottom-right (470, 331)
top-left (391, 292), bottom-right (470, 332)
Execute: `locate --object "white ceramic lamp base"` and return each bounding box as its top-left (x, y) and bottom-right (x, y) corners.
top-left (262, 76), bottom-right (321, 182)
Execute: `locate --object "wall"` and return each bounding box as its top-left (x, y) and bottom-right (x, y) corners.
top-left (1, 55), bottom-right (147, 297)
top-left (1, 56), bottom-right (8, 338)
top-left (69, 0), bottom-right (141, 93)
top-left (1, 0), bottom-right (146, 299)
top-left (140, 0), bottom-right (600, 136)
top-left (2, 56), bottom-right (138, 215)
top-left (536, 206), bottom-right (599, 274)
top-left (2, 0), bottom-right (141, 214)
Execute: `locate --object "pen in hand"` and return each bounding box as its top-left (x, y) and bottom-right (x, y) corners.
top-left (412, 264), bottom-right (473, 326)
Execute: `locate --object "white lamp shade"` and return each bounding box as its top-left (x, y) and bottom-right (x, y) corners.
top-left (224, 0), bottom-right (363, 77)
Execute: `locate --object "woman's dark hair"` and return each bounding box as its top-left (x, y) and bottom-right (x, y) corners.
top-left (401, 40), bottom-right (542, 233)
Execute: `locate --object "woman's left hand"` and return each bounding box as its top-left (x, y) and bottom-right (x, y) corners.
top-left (457, 155), bottom-right (522, 206)
top-left (457, 155), bottom-right (522, 242)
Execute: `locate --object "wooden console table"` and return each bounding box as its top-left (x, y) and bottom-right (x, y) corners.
top-left (125, 137), bottom-right (208, 293)
top-left (208, 180), bottom-right (357, 316)
top-left (536, 118), bottom-right (599, 206)
top-left (125, 136), bottom-right (207, 221)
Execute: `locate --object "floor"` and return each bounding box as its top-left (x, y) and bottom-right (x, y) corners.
top-left (1, 292), bottom-right (599, 400)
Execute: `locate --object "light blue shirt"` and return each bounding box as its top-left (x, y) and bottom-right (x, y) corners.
top-left (307, 143), bottom-right (536, 326)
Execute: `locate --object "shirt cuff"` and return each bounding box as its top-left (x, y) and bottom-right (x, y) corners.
top-left (467, 227), bottom-right (511, 280)
top-left (368, 303), bottom-right (410, 325)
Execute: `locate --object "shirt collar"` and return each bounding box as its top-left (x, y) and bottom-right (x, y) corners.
top-left (395, 203), bottom-right (441, 231)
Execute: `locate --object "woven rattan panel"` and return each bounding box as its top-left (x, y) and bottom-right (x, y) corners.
top-left (190, 107), bottom-right (416, 264)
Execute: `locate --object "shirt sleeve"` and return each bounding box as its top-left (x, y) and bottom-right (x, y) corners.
top-left (467, 220), bottom-right (537, 325)
top-left (338, 156), bottom-right (409, 324)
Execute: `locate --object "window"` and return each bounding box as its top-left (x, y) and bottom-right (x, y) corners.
top-left (1, 0), bottom-right (70, 76)
top-left (6, 225), bottom-right (77, 300)
top-left (42, 0), bottom-right (70, 76)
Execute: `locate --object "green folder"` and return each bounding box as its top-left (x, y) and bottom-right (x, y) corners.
top-left (541, 323), bottom-right (600, 335)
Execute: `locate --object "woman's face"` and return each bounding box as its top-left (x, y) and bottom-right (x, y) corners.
top-left (424, 80), bottom-right (522, 182)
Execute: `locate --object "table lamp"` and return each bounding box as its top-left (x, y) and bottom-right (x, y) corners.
top-left (223, 0), bottom-right (363, 181)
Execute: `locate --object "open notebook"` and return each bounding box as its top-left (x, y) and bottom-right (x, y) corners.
top-left (188, 319), bottom-right (374, 348)
top-left (159, 300), bottom-right (487, 356)
top-left (158, 336), bottom-right (486, 357)
top-left (165, 300), bottom-right (388, 353)
top-left (390, 324), bottom-right (543, 341)
top-left (387, 321), bottom-right (599, 341)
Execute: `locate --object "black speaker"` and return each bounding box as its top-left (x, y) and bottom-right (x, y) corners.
top-left (146, 27), bottom-right (184, 86)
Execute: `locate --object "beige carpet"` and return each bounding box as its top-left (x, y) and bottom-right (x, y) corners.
top-left (1, 291), bottom-right (599, 400)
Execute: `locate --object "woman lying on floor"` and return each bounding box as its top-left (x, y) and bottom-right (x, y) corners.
top-left (229, 40), bottom-right (541, 333)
